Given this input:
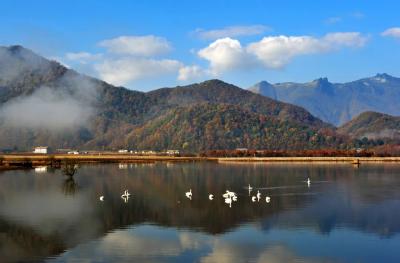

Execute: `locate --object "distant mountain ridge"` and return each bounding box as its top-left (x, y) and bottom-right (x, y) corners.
top-left (249, 74), bottom-right (400, 126)
top-left (0, 45), bottom-right (345, 152)
top-left (338, 111), bottom-right (400, 140)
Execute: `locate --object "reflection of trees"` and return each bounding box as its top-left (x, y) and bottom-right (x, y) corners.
top-left (92, 163), bottom-right (319, 234)
top-left (61, 160), bottom-right (79, 195)
top-left (61, 160), bottom-right (78, 177)
top-left (0, 218), bottom-right (64, 263)
top-left (1, 163), bottom-right (400, 262)
top-left (62, 176), bottom-right (78, 196)
top-left (91, 163), bottom-right (400, 237)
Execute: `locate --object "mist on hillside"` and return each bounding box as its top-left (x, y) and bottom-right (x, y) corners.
top-left (0, 60), bottom-right (98, 131)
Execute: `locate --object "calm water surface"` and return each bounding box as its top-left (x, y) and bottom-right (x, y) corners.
top-left (0, 162), bottom-right (400, 262)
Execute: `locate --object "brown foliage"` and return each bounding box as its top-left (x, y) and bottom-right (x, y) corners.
top-left (199, 149), bottom-right (382, 157)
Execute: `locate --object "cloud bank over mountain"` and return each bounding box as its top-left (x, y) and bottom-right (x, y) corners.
top-left (62, 31), bottom-right (369, 89)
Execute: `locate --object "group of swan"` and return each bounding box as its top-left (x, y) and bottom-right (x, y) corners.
top-left (99, 189), bottom-right (131, 202)
top-left (222, 190), bottom-right (237, 208)
top-left (185, 179), bottom-right (311, 207)
top-left (249, 189), bottom-right (271, 203)
top-left (100, 178), bottom-right (311, 205)
top-left (185, 186), bottom-right (270, 208)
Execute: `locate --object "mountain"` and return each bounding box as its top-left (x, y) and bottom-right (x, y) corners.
top-left (249, 74), bottom-right (400, 126)
top-left (0, 45), bottom-right (346, 152)
top-left (122, 103), bottom-right (343, 151)
top-left (338, 111), bottom-right (400, 140)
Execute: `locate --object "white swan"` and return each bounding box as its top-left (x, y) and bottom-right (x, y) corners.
top-left (251, 196), bottom-right (256, 202)
top-left (186, 189), bottom-right (192, 200)
top-left (265, 196), bottom-right (271, 203)
top-left (307, 178), bottom-right (311, 187)
top-left (225, 197), bottom-right (232, 208)
top-left (256, 190), bottom-right (261, 201)
top-left (247, 184), bottom-right (253, 196)
top-left (121, 190), bottom-right (130, 203)
top-left (223, 190), bottom-right (236, 199)
top-left (209, 194), bottom-right (214, 200)
top-left (99, 196), bottom-right (104, 202)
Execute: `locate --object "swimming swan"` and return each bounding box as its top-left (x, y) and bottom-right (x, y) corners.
top-left (121, 190), bottom-right (130, 203)
top-left (225, 197), bottom-right (232, 208)
top-left (186, 189), bottom-right (192, 200)
top-left (247, 184), bottom-right (253, 196)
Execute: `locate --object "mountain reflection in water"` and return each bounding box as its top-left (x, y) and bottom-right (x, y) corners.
top-left (0, 163), bottom-right (399, 262)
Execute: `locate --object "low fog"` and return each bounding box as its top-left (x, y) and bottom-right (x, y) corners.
top-left (362, 129), bottom-right (400, 140)
top-left (0, 46), bottom-right (99, 131)
top-left (0, 87), bottom-right (93, 130)
top-left (0, 46), bottom-right (52, 84)
top-left (0, 74), bottom-right (99, 131)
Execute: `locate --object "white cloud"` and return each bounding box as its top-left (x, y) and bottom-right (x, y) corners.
top-left (99, 35), bottom-right (171, 57)
top-left (381, 27), bottom-right (400, 38)
top-left (323, 32), bottom-right (368, 47)
top-left (248, 32), bottom-right (367, 69)
top-left (94, 58), bottom-right (182, 86)
top-left (324, 17), bottom-right (342, 25)
top-left (48, 56), bottom-right (70, 68)
top-left (66, 52), bottom-right (103, 64)
top-left (247, 35), bottom-right (325, 69)
top-left (63, 35), bottom-right (191, 86)
top-left (195, 25), bottom-right (270, 40)
top-left (198, 37), bottom-right (256, 74)
top-left (351, 11), bottom-right (365, 19)
top-left (178, 65), bottom-right (206, 81)
top-left (198, 32), bottom-right (368, 72)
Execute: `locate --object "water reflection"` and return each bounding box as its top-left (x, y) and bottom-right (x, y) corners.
top-left (0, 163), bottom-right (399, 262)
top-left (62, 175), bottom-right (78, 196)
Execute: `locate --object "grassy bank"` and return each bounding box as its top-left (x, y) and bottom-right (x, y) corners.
top-left (1, 154), bottom-right (400, 169)
top-left (0, 154), bottom-right (214, 168)
top-left (217, 157), bottom-right (400, 163)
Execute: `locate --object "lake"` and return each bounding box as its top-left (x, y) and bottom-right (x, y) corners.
top-left (0, 162), bottom-right (399, 262)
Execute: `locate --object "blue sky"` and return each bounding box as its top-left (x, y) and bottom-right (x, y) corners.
top-left (1, 0), bottom-right (400, 91)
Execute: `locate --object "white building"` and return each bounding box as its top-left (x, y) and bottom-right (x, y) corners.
top-left (166, 150), bottom-right (180, 156)
top-left (118, 149), bottom-right (128, 153)
top-left (33, 146), bottom-right (48, 154)
top-left (34, 166), bottom-right (47, 173)
top-left (67, 151), bottom-right (79, 155)
top-left (118, 163), bottom-right (128, 169)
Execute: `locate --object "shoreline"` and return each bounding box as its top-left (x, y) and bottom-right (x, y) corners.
top-left (216, 157), bottom-right (400, 163)
top-left (1, 154), bottom-right (400, 168)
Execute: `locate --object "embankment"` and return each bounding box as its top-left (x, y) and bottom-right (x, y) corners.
top-left (0, 154), bottom-right (400, 169)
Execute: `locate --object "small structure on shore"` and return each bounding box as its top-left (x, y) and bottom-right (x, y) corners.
top-left (33, 146), bottom-right (49, 154)
top-left (34, 166), bottom-right (47, 173)
top-left (235, 148), bottom-right (248, 152)
top-left (166, 150), bottom-right (180, 156)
